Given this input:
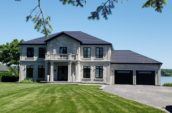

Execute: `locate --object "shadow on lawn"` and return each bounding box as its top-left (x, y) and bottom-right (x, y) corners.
top-left (165, 105), bottom-right (172, 113)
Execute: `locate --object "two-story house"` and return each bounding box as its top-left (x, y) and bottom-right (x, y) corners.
top-left (19, 31), bottom-right (162, 85)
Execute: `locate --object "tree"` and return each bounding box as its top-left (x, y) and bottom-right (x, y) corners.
top-left (0, 39), bottom-right (21, 67)
top-left (16, 0), bottom-right (168, 36)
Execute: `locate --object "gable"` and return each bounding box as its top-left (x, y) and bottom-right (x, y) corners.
top-left (46, 34), bottom-right (80, 54)
top-left (45, 32), bottom-right (82, 44)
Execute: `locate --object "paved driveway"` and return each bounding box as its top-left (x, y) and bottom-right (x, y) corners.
top-left (103, 85), bottom-right (172, 112)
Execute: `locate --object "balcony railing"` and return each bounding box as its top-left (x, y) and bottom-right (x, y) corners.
top-left (45, 54), bottom-right (77, 61)
top-left (20, 56), bottom-right (37, 61)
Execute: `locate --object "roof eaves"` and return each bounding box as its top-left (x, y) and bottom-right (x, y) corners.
top-left (110, 62), bottom-right (162, 65)
top-left (44, 32), bottom-right (82, 44)
top-left (20, 43), bottom-right (46, 45)
top-left (81, 43), bottom-right (112, 45)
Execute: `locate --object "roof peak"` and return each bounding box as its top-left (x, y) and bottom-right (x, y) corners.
top-left (21, 31), bottom-right (112, 45)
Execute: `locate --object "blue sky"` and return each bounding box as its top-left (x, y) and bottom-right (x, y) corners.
top-left (0, 0), bottom-right (171, 68)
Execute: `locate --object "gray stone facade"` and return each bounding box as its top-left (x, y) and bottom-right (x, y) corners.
top-left (19, 32), bottom-right (162, 85)
top-left (19, 35), bottom-right (112, 84)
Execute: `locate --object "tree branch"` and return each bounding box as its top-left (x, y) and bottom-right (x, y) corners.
top-left (26, 0), bottom-right (53, 37)
top-left (88, 0), bottom-right (118, 20)
top-left (15, 0), bottom-right (167, 36)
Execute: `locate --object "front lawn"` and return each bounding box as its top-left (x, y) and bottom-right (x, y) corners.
top-left (0, 83), bottom-right (163, 113)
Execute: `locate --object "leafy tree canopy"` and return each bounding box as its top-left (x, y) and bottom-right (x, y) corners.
top-left (161, 69), bottom-right (172, 76)
top-left (0, 39), bottom-right (21, 67)
top-left (15, 0), bottom-right (168, 36)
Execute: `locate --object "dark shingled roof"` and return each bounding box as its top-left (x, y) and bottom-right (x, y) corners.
top-left (21, 37), bottom-right (45, 45)
top-left (111, 50), bottom-right (162, 64)
top-left (21, 31), bottom-right (112, 45)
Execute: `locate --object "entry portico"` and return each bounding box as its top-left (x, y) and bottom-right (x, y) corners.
top-left (47, 61), bottom-right (75, 82)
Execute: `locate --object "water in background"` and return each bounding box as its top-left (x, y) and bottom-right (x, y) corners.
top-left (161, 76), bottom-right (172, 85)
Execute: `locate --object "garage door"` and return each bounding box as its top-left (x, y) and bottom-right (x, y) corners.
top-left (136, 71), bottom-right (155, 85)
top-left (115, 70), bottom-right (133, 84)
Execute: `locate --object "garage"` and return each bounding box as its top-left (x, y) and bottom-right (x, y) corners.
top-left (136, 71), bottom-right (155, 85)
top-left (115, 70), bottom-right (133, 84)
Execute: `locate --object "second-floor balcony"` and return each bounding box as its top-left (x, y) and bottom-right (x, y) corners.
top-left (20, 56), bottom-right (38, 61)
top-left (45, 54), bottom-right (77, 61)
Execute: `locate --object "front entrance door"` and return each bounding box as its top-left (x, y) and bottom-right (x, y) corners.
top-left (58, 66), bottom-right (68, 81)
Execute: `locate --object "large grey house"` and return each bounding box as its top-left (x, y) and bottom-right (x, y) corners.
top-left (19, 31), bottom-right (162, 85)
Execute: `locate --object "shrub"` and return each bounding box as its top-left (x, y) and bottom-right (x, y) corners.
top-left (0, 71), bottom-right (11, 77)
top-left (163, 83), bottom-right (172, 87)
top-left (0, 71), bottom-right (19, 82)
top-left (9, 66), bottom-right (19, 77)
top-left (1, 75), bottom-right (19, 82)
top-left (20, 78), bottom-right (34, 83)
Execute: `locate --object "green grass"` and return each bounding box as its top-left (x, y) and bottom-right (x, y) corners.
top-left (0, 83), bottom-right (164, 113)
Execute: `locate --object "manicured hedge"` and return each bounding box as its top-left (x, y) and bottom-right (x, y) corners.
top-left (0, 71), bottom-right (19, 82)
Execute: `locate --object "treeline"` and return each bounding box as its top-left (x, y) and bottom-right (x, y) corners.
top-left (161, 69), bottom-right (172, 76)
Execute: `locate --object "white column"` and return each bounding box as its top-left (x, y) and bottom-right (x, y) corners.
top-left (68, 62), bottom-right (72, 82)
top-left (91, 66), bottom-right (94, 82)
top-left (103, 66), bottom-right (106, 83)
top-left (75, 63), bottom-right (77, 82)
top-left (19, 64), bottom-right (25, 81)
top-left (76, 61), bottom-right (81, 82)
top-left (19, 64), bottom-right (22, 82)
top-left (133, 70), bottom-right (136, 85)
top-left (50, 61), bottom-right (54, 82)
top-left (106, 63), bottom-right (111, 84)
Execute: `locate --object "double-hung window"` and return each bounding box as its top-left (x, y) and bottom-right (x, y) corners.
top-left (96, 47), bottom-right (103, 58)
top-left (83, 66), bottom-right (91, 78)
top-left (95, 66), bottom-right (103, 78)
top-left (39, 48), bottom-right (46, 58)
top-left (83, 47), bottom-right (91, 58)
top-left (27, 47), bottom-right (34, 57)
top-left (59, 47), bottom-right (67, 54)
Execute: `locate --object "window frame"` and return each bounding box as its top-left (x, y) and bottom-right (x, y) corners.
top-left (83, 47), bottom-right (91, 58)
top-left (95, 66), bottom-right (103, 78)
top-left (96, 47), bottom-right (103, 58)
top-left (59, 47), bottom-right (67, 54)
top-left (27, 47), bottom-right (34, 57)
top-left (38, 47), bottom-right (46, 58)
top-left (83, 66), bottom-right (91, 78)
